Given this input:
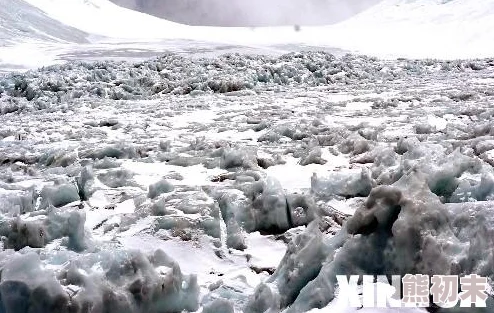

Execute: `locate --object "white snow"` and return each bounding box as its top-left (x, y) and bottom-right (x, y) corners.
top-left (244, 232), bottom-right (287, 269)
top-left (121, 161), bottom-right (225, 187)
top-left (16, 0), bottom-right (494, 59)
top-left (265, 153), bottom-right (349, 191)
top-left (320, 0), bottom-right (494, 58)
top-left (118, 233), bottom-right (269, 290)
top-left (1, 0), bottom-right (493, 74)
top-left (0, 41), bottom-right (64, 69)
top-left (22, 0), bottom-right (188, 39)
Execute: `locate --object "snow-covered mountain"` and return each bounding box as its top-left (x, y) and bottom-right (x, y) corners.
top-left (3, 0), bottom-right (494, 59)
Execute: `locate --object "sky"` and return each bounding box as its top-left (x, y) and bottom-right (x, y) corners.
top-left (109, 0), bottom-right (382, 26)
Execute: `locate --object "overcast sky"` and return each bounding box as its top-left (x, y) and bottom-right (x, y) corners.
top-left (110, 0), bottom-right (381, 26)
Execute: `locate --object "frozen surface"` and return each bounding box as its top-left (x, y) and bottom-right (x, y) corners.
top-left (1, 50), bottom-right (494, 312)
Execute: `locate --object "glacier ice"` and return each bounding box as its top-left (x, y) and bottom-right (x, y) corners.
top-left (0, 249), bottom-right (199, 313)
top-left (311, 168), bottom-right (374, 198)
top-left (247, 168), bottom-right (494, 312)
top-left (1, 205), bottom-right (87, 251)
top-left (2, 51), bottom-right (494, 313)
top-left (148, 179), bottom-right (174, 199)
top-left (97, 169), bottom-right (137, 188)
top-left (39, 182), bottom-right (80, 209)
top-left (0, 52), bottom-right (481, 115)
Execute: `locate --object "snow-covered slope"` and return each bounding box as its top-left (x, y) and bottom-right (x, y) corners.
top-left (323, 0), bottom-right (494, 58)
top-left (21, 0), bottom-right (189, 39)
top-left (0, 0), bottom-right (88, 45)
top-left (19, 0), bottom-right (314, 47)
top-left (17, 0), bottom-right (494, 59)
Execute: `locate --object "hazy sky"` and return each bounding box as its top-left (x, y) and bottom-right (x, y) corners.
top-left (110, 0), bottom-right (382, 26)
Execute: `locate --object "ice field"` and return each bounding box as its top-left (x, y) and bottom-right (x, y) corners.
top-left (1, 0), bottom-right (494, 312)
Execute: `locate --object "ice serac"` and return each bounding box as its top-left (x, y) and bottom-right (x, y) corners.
top-left (239, 177), bottom-right (317, 234)
top-left (217, 192), bottom-right (248, 250)
top-left (39, 181), bottom-right (80, 209)
top-left (211, 173), bottom-right (319, 252)
top-left (311, 168), bottom-right (374, 199)
top-left (247, 167), bottom-right (494, 312)
top-left (76, 165), bottom-right (96, 201)
top-left (0, 253), bottom-right (67, 313)
top-left (148, 178), bottom-right (174, 199)
top-left (0, 187), bottom-right (36, 215)
top-left (0, 249), bottom-right (200, 313)
top-left (0, 206), bottom-right (87, 251)
top-left (1, 52), bottom-right (484, 113)
top-left (246, 177), bottom-right (291, 233)
top-left (202, 298), bottom-right (235, 313)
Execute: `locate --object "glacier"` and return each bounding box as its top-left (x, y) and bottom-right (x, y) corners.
top-left (1, 50), bottom-right (494, 312)
top-left (1, 0), bottom-right (494, 312)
